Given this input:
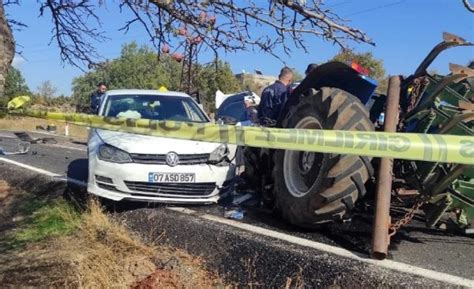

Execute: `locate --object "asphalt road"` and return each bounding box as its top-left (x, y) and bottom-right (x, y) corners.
top-left (1, 131), bottom-right (473, 287)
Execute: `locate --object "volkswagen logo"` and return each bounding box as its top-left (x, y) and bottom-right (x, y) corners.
top-left (166, 152), bottom-right (180, 167)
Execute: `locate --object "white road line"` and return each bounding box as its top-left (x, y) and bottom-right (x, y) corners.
top-left (168, 207), bottom-right (473, 287)
top-left (0, 157), bottom-right (60, 177)
top-left (0, 130), bottom-right (87, 151)
top-left (0, 157), bottom-right (87, 187)
top-left (1, 157), bottom-right (473, 288)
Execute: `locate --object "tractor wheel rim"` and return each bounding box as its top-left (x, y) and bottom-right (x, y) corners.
top-left (300, 151), bottom-right (316, 173)
top-left (283, 116), bottom-right (323, 198)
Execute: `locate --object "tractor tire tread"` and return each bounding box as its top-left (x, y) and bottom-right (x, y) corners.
top-left (273, 87), bottom-right (374, 227)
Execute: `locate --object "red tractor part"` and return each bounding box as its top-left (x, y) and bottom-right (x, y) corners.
top-left (351, 61), bottom-right (370, 76)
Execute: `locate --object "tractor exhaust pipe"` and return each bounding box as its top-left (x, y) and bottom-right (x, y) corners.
top-left (372, 75), bottom-right (401, 259)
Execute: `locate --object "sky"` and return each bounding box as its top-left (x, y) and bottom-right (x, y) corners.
top-left (5, 0), bottom-right (474, 96)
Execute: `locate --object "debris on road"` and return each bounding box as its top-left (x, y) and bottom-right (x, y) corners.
top-left (232, 193), bottom-right (256, 206)
top-left (35, 124), bottom-right (58, 134)
top-left (14, 132), bottom-right (57, 144)
top-left (224, 207), bottom-right (245, 220)
top-left (0, 141), bottom-right (30, 155)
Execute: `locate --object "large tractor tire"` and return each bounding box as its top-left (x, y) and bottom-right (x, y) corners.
top-left (273, 87), bottom-right (374, 227)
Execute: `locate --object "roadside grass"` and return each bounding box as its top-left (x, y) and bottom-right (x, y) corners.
top-left (53, 199), bottom-right (158, 287)
top-left (10, 198), bottom-right (80, 248)
top-left (0, 180), bottom-right (221, 288)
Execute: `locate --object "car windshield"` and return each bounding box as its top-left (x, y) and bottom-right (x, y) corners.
top-left (102, 94), bottom-right (208, 123)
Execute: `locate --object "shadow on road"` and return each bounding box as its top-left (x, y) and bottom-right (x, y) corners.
top-left (63, 158), bottom-right (89, 209)
top-left (71, 141), bottom-right (87, 146)
top-left (66, 158), bottom-right (88, 183)
top-left (61, 159), bottom-right (473, 257)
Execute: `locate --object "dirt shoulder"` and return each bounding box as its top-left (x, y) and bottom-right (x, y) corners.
top-left (0, 116), bottom-right (88, 142)
top-left (0, 172), bottom-right (220, 288)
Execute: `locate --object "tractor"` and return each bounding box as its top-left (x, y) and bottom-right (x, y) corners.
top-left (244, 32), bottom-right (473, 258)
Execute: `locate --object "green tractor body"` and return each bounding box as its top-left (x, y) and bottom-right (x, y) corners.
top-left (399, 55), bottom-right (474, 229)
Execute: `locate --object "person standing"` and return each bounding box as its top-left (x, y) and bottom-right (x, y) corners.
top-left (90, 82), bottom-right (107, 114)
top-left (258, 67), bottom-right (293, 126)
top-left (240, 68), bottom-right (293, 195)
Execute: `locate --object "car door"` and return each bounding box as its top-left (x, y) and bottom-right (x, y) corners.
top-left (216, 95), bottom-right (247, 124)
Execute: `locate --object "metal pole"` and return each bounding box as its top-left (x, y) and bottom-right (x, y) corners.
top-left (372, 75), bottom-right (401, 259)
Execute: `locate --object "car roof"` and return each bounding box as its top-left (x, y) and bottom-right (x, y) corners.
top-left (219, 92), bottom-right (252, 106)
top-left (106, 89), bottom-right (191, 98)
top-left (222, 94), bottom-right (245, 104)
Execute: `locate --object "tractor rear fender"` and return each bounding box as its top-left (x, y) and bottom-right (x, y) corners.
top-left (282, 61), bottom-right (378, 125)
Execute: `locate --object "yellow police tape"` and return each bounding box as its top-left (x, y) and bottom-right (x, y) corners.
top-left (9, 110), bottom-right (474, 165)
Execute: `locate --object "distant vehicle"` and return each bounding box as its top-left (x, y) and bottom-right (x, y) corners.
top-left (215, 91), bottom-right (260, 124)
top-left (88, 89), bottom-right (236, 204)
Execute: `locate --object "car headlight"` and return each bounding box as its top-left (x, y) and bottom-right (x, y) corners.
top-left (208, 144), bottom-right (229, 164)
top-left (98, 144), bottom-right (132, 163)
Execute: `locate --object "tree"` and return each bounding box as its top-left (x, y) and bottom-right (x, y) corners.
top-left (463, 0), bottom-right (474, 12)
top-left (332, 50), bottom-right (385, 80)
top-left (292, 70), bottom-right (305, 82)
top-left (331, 49), bottom-right (387, 93)
top-left (3, 1), bottom-right (375, 71)
top-left (72, 42), bottom-right (240, 112)
top-left (72, 43), bottom-right (181, 107)
top-left (0, 3), bottom-right (14, 99)
top-left (37, 80), bottom-right (58, 98)
top-left (2, 1), bottom-right (472, 99)
top-left (4, 66), bottom-right (30, 99)
top-left (194, 60), bottom-right (242, 112)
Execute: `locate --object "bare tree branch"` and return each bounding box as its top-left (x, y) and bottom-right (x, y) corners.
top-left (463, 0), bottom-right (474, 12)
top-left (7, 18), bottom-right (26, 30)
top-left (3, 0), bottom-right (20, 6)
top-left (119, 0), bottom-right (374, 63)
top-left (3, 0), bottom-right (26, 30)
top-left (39, 0), bottom-right (107, 70)
top-left (7, 0), bottom-right (375, 69)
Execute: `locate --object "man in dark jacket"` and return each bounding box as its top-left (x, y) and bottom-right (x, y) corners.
top-left (258, 67), bottom-right (293, 126)
top-left (90, 82), bottom-right (107, 114)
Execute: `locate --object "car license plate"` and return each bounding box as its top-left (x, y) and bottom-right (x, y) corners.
top-left (148, 172), bottom-right (195, 183)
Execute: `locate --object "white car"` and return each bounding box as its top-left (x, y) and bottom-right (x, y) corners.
top-left (88, 89), bottom-right (236, 204)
